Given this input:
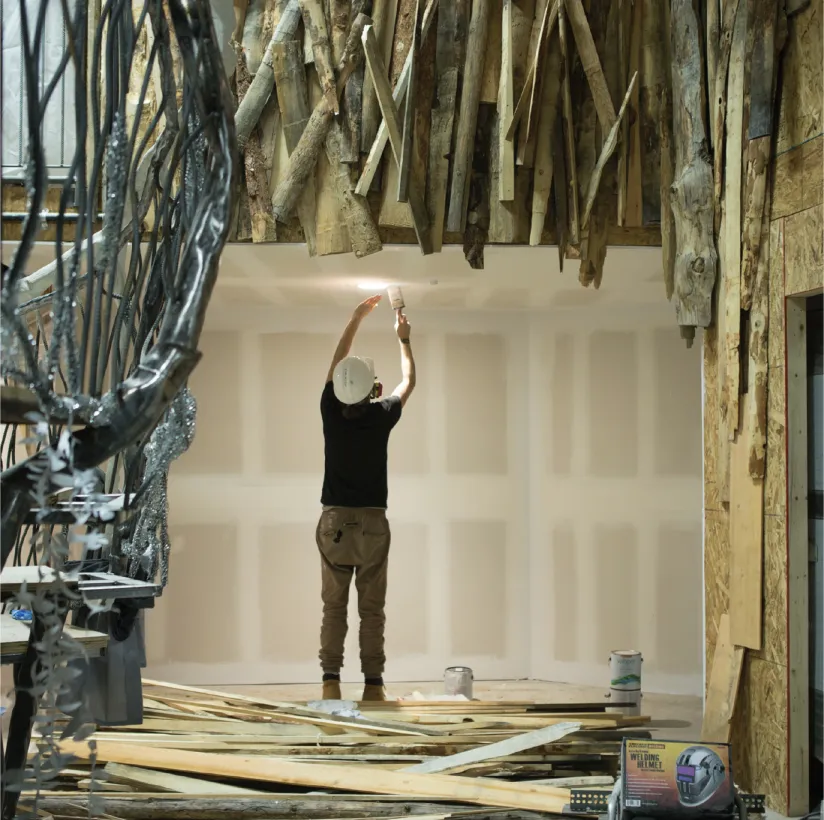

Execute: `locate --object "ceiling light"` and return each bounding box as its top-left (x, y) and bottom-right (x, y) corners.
top-left (357, 281), bottom-right (388, 290)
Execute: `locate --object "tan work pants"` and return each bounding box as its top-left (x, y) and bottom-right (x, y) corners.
top-left (316, 507), bottom-right (391, 677)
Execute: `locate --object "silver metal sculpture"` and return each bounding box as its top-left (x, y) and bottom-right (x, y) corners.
top-left (0, 0), bottom-right (237, 815)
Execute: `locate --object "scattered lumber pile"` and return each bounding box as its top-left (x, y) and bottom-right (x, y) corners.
top-left (26, 679), bottom-right (652, 818)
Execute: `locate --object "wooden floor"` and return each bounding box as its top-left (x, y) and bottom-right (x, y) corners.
top-left (208, 679), bottom-right (703, 742)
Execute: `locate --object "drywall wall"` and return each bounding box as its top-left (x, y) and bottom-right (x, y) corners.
top-left (145, 301), bottom-right (702, 694)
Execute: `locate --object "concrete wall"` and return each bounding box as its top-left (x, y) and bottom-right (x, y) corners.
top-left (145, 302), bottom-right (703, 695)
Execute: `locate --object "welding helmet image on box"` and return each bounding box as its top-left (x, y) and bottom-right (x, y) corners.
top-left (675, 746), bottom-right (727, 807)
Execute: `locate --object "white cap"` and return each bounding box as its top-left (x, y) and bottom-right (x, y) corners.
top-left (332, 356), bottom-right (376, 404)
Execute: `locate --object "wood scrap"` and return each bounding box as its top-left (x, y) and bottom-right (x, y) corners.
top-left (669, 0), bottom-right (718, 345)
top-left (639, 0), bottom-right (665, 225)
top-left (342, 1), bottom-right (365, 164)
top-left (271, 12), bottom-right (370, 223)
top-left (706, 0), bottom-right (720, 150)
top-left (701, 613), bottom-right (745, 743)
top-left (102, 763), bottom-right (260, 795)
top-left (355, 0), bottom-right (440, 196)
top-left (557, 1), bottom-right (580, 245)
top-left (300, 0), bottom-right (338, 114)
top-left (362, 25), bottom-right (433, 253)
top-left (552, 111), bottom-right (569, 264)
top-left (616, 0), bottom-right (630, 225)
top-left (498, 0), bottom-right (516, 201)
top-left (397, 0), bottom-right (421, 203)
top-left (360, 0), bottom-right (398, 151)
top-left (660, 0), bottom-right (675, 299)
top-left (529, 28), bottom-right (562, 245)
top-left (446, 0), bottom-right (493, 232)
top-left (624, 0), bottom-right (643, 226)
top-left (464, 105), bottom-right (494, 266)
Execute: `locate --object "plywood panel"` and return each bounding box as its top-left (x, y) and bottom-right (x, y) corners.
top-left (260, 333), bottom-right (336, 474)
top-left (176, 332), bottom-right (243, 474)
top-left (653, 523), bottom-right (702, 675)
top-left (445, 335), bottom-right (508, 474)
top-left (258, 523), bottom-right (322, 663)
top-left (775, 0), bottom-right (823, 156)
top-left (449, 521), bottom-right (507, 657)
top-left (652, 328), bottom-right (702, 476)
top-left (163, 524), bottom-right (242, 664)
top-left (701, 613), bottom-right (744, 742)
top-left (772, 137), bottom-right (823, 219)
top-left (764, 364), bottom-right (786, 517)
top-left (551, 522), bottom-right (579, 662)
top-left (703, 510), bottom-right (730, 672)
top-left (549, 334), bottom-right (574, 475)
top-left (587, 332), bottom-right (638, 476)
top-left (385, 523), bottom-right (430, 656)
top-left (784, 203), bottom-right (824, 296)
top-left (355, 333), bottom-right (429, 474)
top-left (767, 219), bottom-right (785, 371)
top-left (730, 656), bottom-right (789, 812)
top-left (755, 514), bottom-right (788, 667)
top-left (593, 524), bottom-right (639, 660)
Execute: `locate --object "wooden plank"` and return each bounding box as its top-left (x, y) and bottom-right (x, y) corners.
top-left (624, 0), bottom-right (642, 227)
top-left (786, 297), bottom-right (811, 815)
top-left (362, 25), bottom-right (434, 253)
top-left (563, 0), bottom-right (617, 130)
top-left (712, 0), bottom-right (742, 230)
top-left (404, 722), bottom-right (581, 774)
top-left (102, 763), bottom-right (260, 796)
top-left (659, 0), bottom-right (675, 298)
top-left (427, 0), bottom-right (466, 250)
top-left (669, 0), bottom-right (718, 341)
top-left (616, 0), bottom-right (630, 225)
top-left (557, 2), bottom-right (579, 245)
top-left (706, 0), bottom-right (720, 151)
top-left (498, 0), bottom-right (516, 201)
top-left (581, 71), bottom-right (637, 229)
top-left (639, 0), bottom-right (664, 225)
top-left (728, 405), bottom-right (765, 649)
top-left (397, 0), bottom-right (421, 202)
top-left (700, 613), bottom-right (745, 743)
top-left (529, 28), bottom-right (562, 245)
top-left (446, 0), bottom-right (493, 232)
top-left (360, 0), bottom-right (397, 152)
top-left (0, 614), bottom-right (108, 658)
top-left (60, 740), bottom-right (574, 814)
top-left (722, 2), bottom-right (746, 438)
top-left (518, 0), bottom-right (554, 166)
top-left (354, 0), bottom-right (440, 196)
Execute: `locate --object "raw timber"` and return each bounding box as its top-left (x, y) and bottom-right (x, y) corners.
top-left (26, 679), bottom-right (657, 818)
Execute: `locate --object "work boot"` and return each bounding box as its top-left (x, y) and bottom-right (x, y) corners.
top-left (322, 679), bottom-right (341, 700)
top-left (361, 683), bottom-right (388, 701)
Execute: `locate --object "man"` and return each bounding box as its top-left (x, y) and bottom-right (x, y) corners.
top-left (316, 294), bottom-right (416, 702)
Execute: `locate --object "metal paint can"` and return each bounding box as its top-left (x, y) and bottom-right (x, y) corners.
top-left (444, 666), bottom-right (473, 699)
top-left (607, 649), bottom-right (642, 716)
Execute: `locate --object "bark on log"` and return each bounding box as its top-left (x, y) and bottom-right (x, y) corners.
top-left (234, 0), bottom-right (302, 150)
top-left (446, 0), bottom-right (493, 232)
top-left (529, 39), bottom-right (561, 244)
top-left (558, 3), bottom-right (580, 246)
top-left (427, 0), bottom-right (467, 250)
top-left (272, 39), bottom-right (319, 254)
top-left (670, 0), bottom-right (718, 345)
top-left (271, 13), bottom-right (372, 222)
top-left (360, 0), bottom-right (398, 150)
top-left (301, 0), bottom-right (339, 114)
top-left (362, 24), bottom-right (434, 253)
top-left (712, 0), bottom-right (742, 230)
top-left (324, 121), bottom-right (383, 257)
top-left (242, 0), bottom-right (267, 75)
top-left (639, 0), bottom-right (665, 225)
top-left (354, 0), bottom-right (440, 195)
top-left (343, 58), bottom-right (365, 164)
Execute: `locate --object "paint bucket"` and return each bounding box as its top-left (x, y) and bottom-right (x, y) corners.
top-left (607, 650), bottom-right (642, 716)
top-left (387, 285), bottom-right (405, 311)
top-left (444, 666), bottom-right (473, 699)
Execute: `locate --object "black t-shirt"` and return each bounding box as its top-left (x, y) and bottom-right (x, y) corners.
top-left (320, 381), bottom-right (402, 508)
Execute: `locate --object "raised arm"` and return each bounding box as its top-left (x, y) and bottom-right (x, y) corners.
top-left (391, 310), bottom-right (416, 407)
top-left (326, 295), bottom-right (382, 382)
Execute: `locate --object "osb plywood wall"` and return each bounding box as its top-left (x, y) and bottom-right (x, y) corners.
top-left (144, 303), bottom-right (703, 694)
top-left (702, 0), bottom-right (823, 813)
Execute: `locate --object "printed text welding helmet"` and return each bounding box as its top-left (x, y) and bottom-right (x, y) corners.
top-left (675, 746), bottom-right (726, 807)
top-left (333, 356), bottom-right (380, 404)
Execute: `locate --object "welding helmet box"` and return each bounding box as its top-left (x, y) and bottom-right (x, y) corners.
top-left (621, 739), bottom-right (734, 815)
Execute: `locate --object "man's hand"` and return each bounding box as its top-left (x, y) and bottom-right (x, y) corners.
top-left (353, 294), bottom-right (382, 320)
top-left (395, 309), bottom-right (411, 341)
